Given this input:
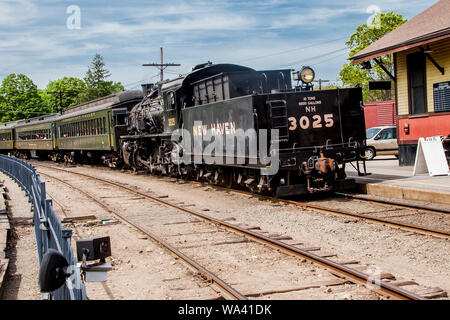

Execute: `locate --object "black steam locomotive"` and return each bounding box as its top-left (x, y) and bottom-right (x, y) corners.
top-left (120, 62), bottom-right (367, 196)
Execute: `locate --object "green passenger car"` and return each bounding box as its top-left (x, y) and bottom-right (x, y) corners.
top-left (0, 121), bottom-right (17, 150)
top-left (0, 90), bottom-right (142, 162)
top-left (56, 108), bottom-right (113, 151)
top-left (14, 115), bottom-right (58, 152)
top-left (56, 91), bottom-right (142, 152)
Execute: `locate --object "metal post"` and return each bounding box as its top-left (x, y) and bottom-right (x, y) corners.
top-left (160, 47), bottom-right (164, 82)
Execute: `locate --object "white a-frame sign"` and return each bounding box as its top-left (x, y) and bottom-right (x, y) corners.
top-left (413, 136), bottom-right (450, 176)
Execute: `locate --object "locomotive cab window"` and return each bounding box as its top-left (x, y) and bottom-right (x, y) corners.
top-left (114, 113), bottom-right (127, 126)
top-left (167, 91), bottom-right (176, 110)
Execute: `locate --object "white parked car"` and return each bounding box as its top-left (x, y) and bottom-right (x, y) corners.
top-left (365, 126), bottom-right (398, 160)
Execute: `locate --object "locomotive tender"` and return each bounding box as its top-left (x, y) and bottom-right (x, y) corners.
top-left (0, 62), bottom-right (367, 197)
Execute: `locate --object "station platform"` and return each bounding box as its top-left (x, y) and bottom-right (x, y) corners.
top-left (345, 156), bottom-right (450, 206)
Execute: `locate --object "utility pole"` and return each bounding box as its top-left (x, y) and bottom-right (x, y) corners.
top-left (48, 90), bottom-right (77, 113)
top-left (143, 47), bottom-right (180, 82)
top-left (313, 79), bottom-right (330, 90)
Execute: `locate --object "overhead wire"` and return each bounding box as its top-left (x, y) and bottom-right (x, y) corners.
top-left (274, 47), bottom-right (349, 68)
top-left (235, 35), bottom-right (349, 64)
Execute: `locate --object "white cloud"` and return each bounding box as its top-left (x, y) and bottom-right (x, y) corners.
top-left (0, 0), bottom-right (441, 89)
top-left (270, 7), bottom-right (366, 29)
top-left (0, 0), bottom-right (39, 27)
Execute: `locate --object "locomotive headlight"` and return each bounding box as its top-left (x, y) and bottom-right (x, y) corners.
top-left (300, 66), bottom-right (315, 84)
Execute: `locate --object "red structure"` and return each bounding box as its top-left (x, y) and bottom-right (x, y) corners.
top-left (364, 100), bottom-right (397, 129)
top-left (398, 114), bottom-right (450, 143)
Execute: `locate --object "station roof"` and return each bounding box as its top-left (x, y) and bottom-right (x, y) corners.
top-left (350, 0), bottom-right (450, 63)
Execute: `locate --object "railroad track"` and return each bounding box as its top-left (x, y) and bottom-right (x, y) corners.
top-left (158, 176), bottom-right (450, 239)
top-left (38, 171), bottom-right (246, 300)
top-left (335, 191), bottom-right (450, 215)
top-left (35, 163), bottom-right (427, 300)
top-left (40, 161), bottom-right (450, 238)
top-left (242, 190), bottom-right (450, 239)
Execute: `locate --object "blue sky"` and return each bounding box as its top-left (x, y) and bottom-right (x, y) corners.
top-left (0, 0), bottom-right (439, 90)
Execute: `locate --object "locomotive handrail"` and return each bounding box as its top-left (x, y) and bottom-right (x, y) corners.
top-left (0, 154), bottom-right (86, 300)
top-left (278, 141), bottom-right (364, 152)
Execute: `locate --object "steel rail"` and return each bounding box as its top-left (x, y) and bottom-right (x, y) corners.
top-left (165, 177), bottom-right (450, 239)
top-left (335, 191), bottom-right (450, 215)
top-left (38, 171), bottom-right (247, 300)
top-left (38, 162), bottom-right (450, 237)
top-left (219, 187), bottom-right (450, 239)
top-left (36, 164), bottom-right (425, 300)
top-left (282, 198), bottom-right (450, 238)
top-left (35, 162), bottom-right (450, 216)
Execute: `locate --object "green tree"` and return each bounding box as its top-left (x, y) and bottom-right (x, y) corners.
top-left (43, 77), bottom-right (86, 112)
top-left (82, 54), bottom-right (124, 101)
top-left (339, 12), bottom-right (407, 101)
top-left (313, 82), bottom-right (340, 91)
top-left (0, 74), bottom-right (51, 122)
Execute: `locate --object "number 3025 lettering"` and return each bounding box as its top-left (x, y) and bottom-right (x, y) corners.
top-left (288, 114), bottom-right (334, 131)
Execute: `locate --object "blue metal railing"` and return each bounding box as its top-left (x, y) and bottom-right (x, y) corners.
top-left (0, 155), bottom-right (86, 300)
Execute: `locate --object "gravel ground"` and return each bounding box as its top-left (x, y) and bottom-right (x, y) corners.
top-left (0, 175), bottom-right (41, 300)
top-left (310, 197), bottom-right (450, 232)
top-left (41, 178), bottom-right (223, 300)
top-left (32, 163), bottom-right (449, 299)
top-left (38, 166), bottom-right (383, 300)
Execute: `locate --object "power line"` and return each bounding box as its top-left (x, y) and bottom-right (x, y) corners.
top-left (47, 90), bottom-right (79, 113)
top-left (274, 47), bottom-right (348, 68)
top-left (235, 35), bottom-right (349, 64)
top-left (312, 51), bottom-right (349, 66)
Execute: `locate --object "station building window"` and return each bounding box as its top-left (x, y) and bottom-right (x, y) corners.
top-left (407, 52), bottom-right (427, 115)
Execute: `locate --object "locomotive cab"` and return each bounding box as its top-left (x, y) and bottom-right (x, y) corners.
top-left (161, 77), bottom-right (185, 132)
